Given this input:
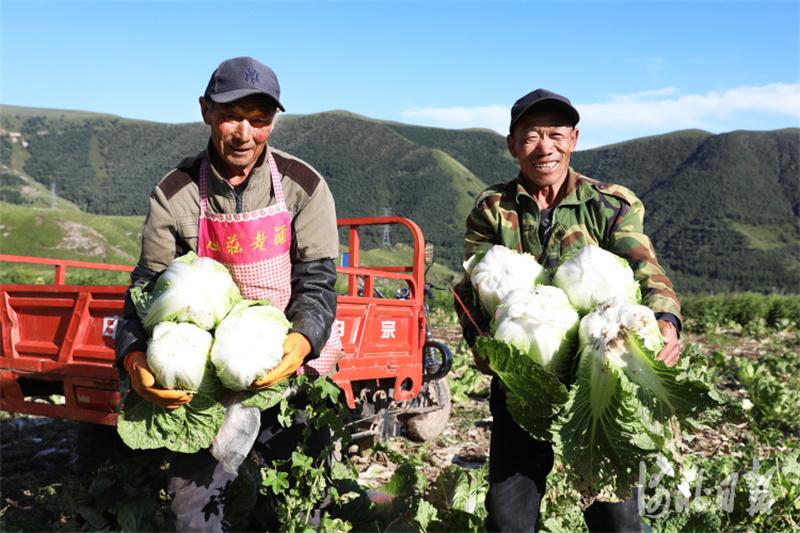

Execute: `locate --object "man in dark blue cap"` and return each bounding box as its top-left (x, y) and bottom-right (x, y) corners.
top-left (115, 56), bottom-right (343, 531)
top-left (454, 88), bottom-right (683, 532)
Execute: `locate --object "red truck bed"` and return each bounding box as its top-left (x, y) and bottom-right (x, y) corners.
top-left (1, 216), bottom-right (430, 425)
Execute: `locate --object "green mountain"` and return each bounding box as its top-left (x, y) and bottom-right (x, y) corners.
top-left (571, 128), bottom-right (800, 292)
top-left (269, 111), bottom-right (496, 267)
top-left (1, 104), bottom-right (797, 293)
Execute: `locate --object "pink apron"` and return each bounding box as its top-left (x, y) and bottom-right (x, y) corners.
top-left (197, 153), bottom-right (343, 377)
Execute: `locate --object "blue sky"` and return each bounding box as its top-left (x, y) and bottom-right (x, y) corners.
top-left (1, 0), bottom-right (798, 148)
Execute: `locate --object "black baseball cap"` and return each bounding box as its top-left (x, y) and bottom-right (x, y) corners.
top-left (204, 56), bottom-right (285, 111)
top-left (509, 88), bottom-right (579, 132)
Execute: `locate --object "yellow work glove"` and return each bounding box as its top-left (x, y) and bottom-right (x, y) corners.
top-left (251, 332), bottom-right (312, 390)
top-left (123, 351), bottom-right (192, 409)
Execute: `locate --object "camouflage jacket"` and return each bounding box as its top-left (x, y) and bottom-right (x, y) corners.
top-left (454, 167), bottom-right (682, 345)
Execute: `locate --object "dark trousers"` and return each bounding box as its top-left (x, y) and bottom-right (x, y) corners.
top-left (486, 379), bottom-right (641, 533)
top-left (168, 393), bottom-right (331, 532)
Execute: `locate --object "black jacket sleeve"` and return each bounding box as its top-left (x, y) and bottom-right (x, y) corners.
top-left (284, 258), bottom-right (338, 360)
top-left (113, 265), bottom-right (161, 375)
top-left (654, 312), bottom-right (682, 335)
top-left (453, 274), bottom-right (492, 347)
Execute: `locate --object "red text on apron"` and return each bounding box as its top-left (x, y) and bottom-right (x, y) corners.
top-left (197, 154), bottom-right (343, 376)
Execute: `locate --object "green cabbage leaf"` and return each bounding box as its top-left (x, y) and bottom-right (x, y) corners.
top-left (559, 303), bottom-right (719, 499)
top-left (116, 369), bottom-right (226, 454)
top-left (476, 337), bottom-right (569, 441)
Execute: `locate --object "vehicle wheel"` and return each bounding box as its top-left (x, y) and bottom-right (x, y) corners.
top-left (403, 378), bottom-right (451, 442)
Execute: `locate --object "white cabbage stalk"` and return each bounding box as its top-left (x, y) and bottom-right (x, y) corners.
top-left (493, 286), bottom-right (580, 382)
top-left (552, 245), bottom-right (639, 315)
top-left (579, 303), bottom-right (678, 419)
top-left (146, 322), bottom-right (213, 391)
top-left (142, 252), bottom-right (241, 331)
top-left (465, 245), bottom-right (547, 316)
top-left (211, 300), bottom-right (292, 390)
top-left (579, 303), bottom-right (664, 370)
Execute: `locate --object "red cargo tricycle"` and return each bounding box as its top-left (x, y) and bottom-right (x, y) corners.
top-left (0, 216), bottom-right (453, 442)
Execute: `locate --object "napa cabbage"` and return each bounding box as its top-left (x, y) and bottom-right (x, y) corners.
top-left (210, 300), bottom-right (292, 391)
top-left (492, 286), bottom-right (580, 384)
top-left (118, 260), bottom-right (297, 456)
top-left (146, 321), bottom-right (213, 391)
top-left (470, 242), bottom-right (719, 502)
top-left (552, 245), bottom-right (640, 314)
top-left (116, 369), bottom-right (226, 454)
top-left (131, 252), bottom-right (241, 332)
top-left (476, 337), bottom-right (569, 441)
top-left (559, 303), bottom-right (717, 498)
top-left (464, 245), bottom-right (548, 316)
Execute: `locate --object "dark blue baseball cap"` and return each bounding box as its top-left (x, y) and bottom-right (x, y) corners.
top-left (204, 56), bottom-right (285, 111)
top-left (509, 88), bottom-right (579, 132)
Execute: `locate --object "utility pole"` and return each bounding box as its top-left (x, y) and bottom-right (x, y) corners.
top-left (51, 182), bottom-right (56, 209)
top-left (381, 207), bottom-right (392, 247)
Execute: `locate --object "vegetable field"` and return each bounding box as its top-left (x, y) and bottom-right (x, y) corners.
top-left (1, 293), bottom-right (799, 532)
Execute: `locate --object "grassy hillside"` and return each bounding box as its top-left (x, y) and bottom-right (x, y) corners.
top-left (336, 241), bottom-right (459, 306)
top-left (0, 106), bottom-right (500, 268)
top-left (381, 120), bottom-right (518, 186)
top-left (1, 104), bottom-right (797, 293)
top-left (0, 202), bottom-right (142, 284)
top-left (0, 169), bottom-right (82, 210)
top-left (0, 105), bottom-right (124, 131)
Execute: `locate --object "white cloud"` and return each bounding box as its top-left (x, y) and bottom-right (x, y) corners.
top-left (581, 83), bottom-right (800, 130)
top-left (400, 83), bottom-right (800, 147)
top-left (401, 104), bottom-right (509, 134)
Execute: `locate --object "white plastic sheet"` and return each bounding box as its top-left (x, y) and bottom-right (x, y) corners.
top-left (210, 393), bottom-right (262, 475)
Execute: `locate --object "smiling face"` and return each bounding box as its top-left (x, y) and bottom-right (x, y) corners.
top-left (200, 95), bottom-right (278, 182)
top-left (507, 109), bottom-right (579, 193)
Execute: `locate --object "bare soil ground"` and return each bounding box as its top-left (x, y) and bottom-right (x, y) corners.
top-left (0, 417), bottom-right (93, 530)
top-left (351, 324), bottom-right (490, 489)
top-left (349, 396), bottom-right (491, 489)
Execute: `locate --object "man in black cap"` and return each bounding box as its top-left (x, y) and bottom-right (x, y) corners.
top-left (115, 56), bottom-right (342, 531)
top-left (453, 89), bottom-right (683, 531)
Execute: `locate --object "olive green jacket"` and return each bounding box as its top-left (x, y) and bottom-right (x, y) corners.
top-left (455, 168), bottom-right (682, 344)
top-left (115, 144), bottom-right (340, 367)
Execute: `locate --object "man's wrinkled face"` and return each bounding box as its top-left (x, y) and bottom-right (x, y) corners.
top-left (200, 95), bottom-right (277, 177)
top-left (507, 110), bottom-right (579, 190)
